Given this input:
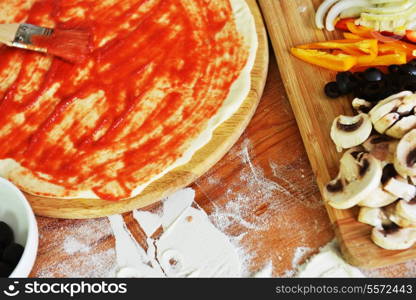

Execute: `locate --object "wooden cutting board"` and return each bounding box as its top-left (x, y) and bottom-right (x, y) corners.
top-left (258, 0), bottom-right (416, 268)
top-left (27, 0), bottom-right (269, 220)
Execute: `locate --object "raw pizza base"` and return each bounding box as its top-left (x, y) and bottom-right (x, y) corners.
top-left (0, 0), bottom-right (258, 200)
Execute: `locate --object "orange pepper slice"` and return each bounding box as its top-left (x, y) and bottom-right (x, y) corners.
top-left (356, 52), bottom-right (407, 67)
top-left (343, 32), bottom-right (363, 40)
top-left (296, 39), bottom-right (378, 67)
top-left (335, 18), bottom-right (356, 31)
top-left (290, 48), bottom-right (357, 71)
top-left (345, 20), bottom-right (374, 38)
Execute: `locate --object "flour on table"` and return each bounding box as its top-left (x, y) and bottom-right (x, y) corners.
top-left (36, 219), bottom-right (117, 278)
top-left (108, 214), bottom-right (165, 277)
top-left (295, 240), bottom-right (365, 278)
top-left (156, 207), bottom-right (242, 277)
top-left (160, 188), bottom-right (195, 230)
top-left (131, 211), bottom-right (161, 237)
top-left (253, 261), bottom-right (273, 278)
top-left (111, 188), bottom-right (242, 277)
top-left (63, 236), bottom-right (91, 255)
top-left (209, 139), bottom-right (292, 235)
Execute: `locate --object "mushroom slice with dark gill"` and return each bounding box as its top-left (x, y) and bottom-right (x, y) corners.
top-left (330, 113), bottom-right (373, 152)
top-left (324, 148), bottom-right (382, 209)
top-left (394, 129), bottom-right (416, 178)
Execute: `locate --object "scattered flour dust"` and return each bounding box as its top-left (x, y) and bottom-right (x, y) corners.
top-left (209, 139), bottom-right (294, 234)
top-left (295, 240), bottom-right (364, 278)
top-left (36, 188), bottom-right (250, 278)
top-left (63, 236), bottom-right (91, 255)
top-left (205, 138), bottom-right (320, 276)
top-left (36, 219), bottom-right (117, 278)
top-left (111, 188), bottom-right (243, 277)
top-left (282, 246), bottom-right (313, 277)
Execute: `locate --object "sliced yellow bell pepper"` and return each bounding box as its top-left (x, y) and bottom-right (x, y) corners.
top-left (290, 48), bottom-right (357, 72)
top-left (294, 39), bottom-right (378, 69)
top-left (346, 21), bottom-right (374, 38)
top-left (291, 19), bottom-right (415, 72)
top-left (343, 32), bottom-right (363, 40)
top-left (297, 39), bottom-right (377, 55)
top-left (356, 52), bottom-right (407, 67)
top-left (383, 41), bottom-right (416, 59)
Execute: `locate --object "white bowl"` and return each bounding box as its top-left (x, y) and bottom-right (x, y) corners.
top-left (0, 178), bottom-right (38, 277)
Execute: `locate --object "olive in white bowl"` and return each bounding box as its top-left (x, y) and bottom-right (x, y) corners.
top-left (0, 178), bottom-right (38, 277)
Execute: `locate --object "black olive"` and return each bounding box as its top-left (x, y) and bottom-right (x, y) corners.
top-left (400, 79), bottom-right (416, 92)
top-left (384, 75), bottom-right (401, 93)
top-left (407, 59), bottom-right (416, 66)
top-left (324, 82), bottom-right (341, 98)
top-left (2, 243), bottom-right (24, 268)
top-left (363, 67), bottom-right (383, 82)
top-left (400, 64), bottom-right (416, 76)
top-left (0, 261), bottom-right (12, 277)
top-left (388, 64), bottom-right (401, 74)
top-left (336, 72), bottom-right (353, 94)
top-left (353, 72), bottom-right (366, 82)
top-left (0, 222), bottom-right (13, 248)
top-left (362, 81), bottom-right (386, 101)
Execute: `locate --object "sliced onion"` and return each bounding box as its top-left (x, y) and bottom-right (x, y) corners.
top-left (315, 0), bottom-right (340, 29)
top-left (408, 20), bottom-right (416, 30)
top-left (326, 0), bottom-right (370, 31)
top-left (340, 7), bottom-right (363, 18)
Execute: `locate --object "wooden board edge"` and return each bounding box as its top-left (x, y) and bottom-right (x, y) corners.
top-left (258, 0), bottom-right (416, 268)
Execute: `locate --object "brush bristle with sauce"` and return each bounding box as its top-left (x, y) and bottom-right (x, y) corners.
top-left (32, 28), bottom-right (92, 63)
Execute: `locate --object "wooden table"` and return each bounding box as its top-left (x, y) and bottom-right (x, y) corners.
top-left (29, 51), bottom-right (416, 278)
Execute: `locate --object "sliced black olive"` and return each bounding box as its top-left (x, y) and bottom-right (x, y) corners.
top-left (363, 67), bottom-right (383, 82)
top-left (400, 64), bottom-right (416, 76)
top-left (336, 72), bottom-right (353, 94)
top-left (0, 222), bottom-right (13, 249)
top-left (388, 64), bottom-right (401, 74)
top-left (324, 81), bottom-right (341, 98)
top-left (0, 261), bottom-right (12, 278)
top-left (407, 59), bottom-right (416, 67)
top-left (400, 79), bottom-right (416, 92)
top-left (362, 81), bottom-right (385, 99)
top-left (2, 243), bottom-right (24, 268)
top-left (353, 72), bottom-right (366, 82)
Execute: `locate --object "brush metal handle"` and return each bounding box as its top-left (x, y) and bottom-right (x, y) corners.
top-left (13, 24), bottom-right (53, 45)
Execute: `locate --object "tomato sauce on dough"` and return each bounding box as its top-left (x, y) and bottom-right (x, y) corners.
top-left (0, 0), bottom-right (248, 200)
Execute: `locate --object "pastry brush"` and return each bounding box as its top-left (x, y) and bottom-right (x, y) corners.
top-left (0, 23), bottom-right (91, 63)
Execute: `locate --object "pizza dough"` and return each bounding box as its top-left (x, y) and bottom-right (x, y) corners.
top-left (0, 0), bottom-right (257, 200)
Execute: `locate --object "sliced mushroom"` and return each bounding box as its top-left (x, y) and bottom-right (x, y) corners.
top-left (370, 91), bottom-right (413, 121)
top-left (382, 201), bottom-right (416, 228)
top-left (378, 163), bottom-right (416, 201)
top-left (358, 186), bottom-right (397, 208)
top-left (358, 207), bottom-right (390, 228)
top-left (394, 129), bottom-right (416, 177)
top-left (383, 176), bottom-right (416, 201)
top-left (395, 199), bottom-right (416, 226)
top-left (324, 149), bottom-right (383, 209)
top-left (386, 115), bottom-right (416, 139)
top-left (358, 164), bottom-right (399, 207)
top-left (369, 91), bottom-right (416, 138)
top-left (330, 113), bottom-right (373, 151)
top-left (352, 98), bottom-right (373, 114)
top-left (370, 98), bottom-right (403, 124)
top-left (372, 225), bottom-right (416, 250)
top-left (362, 135), bottom-right (398, 163)
top-left (373, 113), bottom-right (400, 135)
